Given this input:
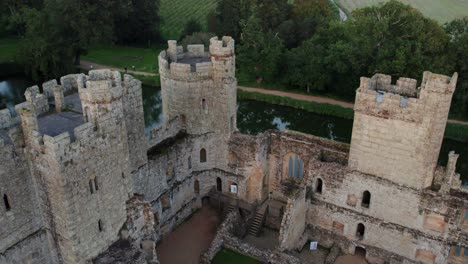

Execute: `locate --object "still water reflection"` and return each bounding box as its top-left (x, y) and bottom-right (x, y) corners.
top-left (0, 78), bottom-right (34, 112)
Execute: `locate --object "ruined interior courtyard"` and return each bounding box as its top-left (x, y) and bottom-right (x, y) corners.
top-left (1, 36), bottom-right (468, 264)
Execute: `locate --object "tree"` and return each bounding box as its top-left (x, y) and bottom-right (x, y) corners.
top-left (445, 18), bottom-right (468, 118)
top-left (16, 0), bottom-right (132, 80)
top-left (17, 6), bottom-right (73, 80)
top-left (284, 1), bottom-right (452, 100)
top-left (114, 0), bottom-right (161, 45)
top-left (180, 32), bottom-right (216, 48)
top-left (256, 0), bottom-right (291, 32)
top-left (215, 0), bottom-right (255, 40)
top-left (237, 15), bottom-right (284, 82)
top-left (285, 37), bottom-right (329, 93)
top-left (183, 19), bottom-right (202, 37)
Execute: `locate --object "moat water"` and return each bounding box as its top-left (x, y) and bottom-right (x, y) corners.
top-left (1, 79), bottom-right (467, 185)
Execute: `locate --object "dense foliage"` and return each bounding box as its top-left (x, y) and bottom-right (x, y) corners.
top-left (1, 0), bottom-right (160, 80)
top-left (215, 0), bottom-right (467, 119)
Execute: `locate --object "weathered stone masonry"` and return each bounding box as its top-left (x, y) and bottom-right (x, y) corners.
top-left (1, 36), bottom-right (467, 264)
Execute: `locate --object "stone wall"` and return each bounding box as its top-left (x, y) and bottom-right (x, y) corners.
top-left (349, 72), bottom-right (458, 190)
top-left (159, 36), bottom-right (237, 136)
top-left (201, 211), bottom-right (302, 264)
top-left (279, 188), bottom-right (307, 251)
top-left (0, 128), bottom-right (58, 264)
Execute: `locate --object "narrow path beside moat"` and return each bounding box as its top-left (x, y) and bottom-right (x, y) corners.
top-left (79, 60), bottom-right (468, 126)
top-left (238, 86), bottom-right (468, 126)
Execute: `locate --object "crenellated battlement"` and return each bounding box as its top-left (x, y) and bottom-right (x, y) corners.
top-left (350, 71), bottom-right (458, 190)
top-left (355, 72), bottom-right (458, 123)
top-left (78, 69), bottom-right (124, 103)
top-left (0, 85), bottom-right (49, 130)
top-left (209, 36), bottom-right (235, 57)
top-left (159, 36), bottom-right (235, 83)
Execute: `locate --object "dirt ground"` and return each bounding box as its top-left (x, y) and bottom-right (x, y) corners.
top-left (156, 205), bottom-right (220, 264)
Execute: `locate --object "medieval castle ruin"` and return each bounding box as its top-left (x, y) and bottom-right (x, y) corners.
top-left (1, 36), bottom-right (467, 264)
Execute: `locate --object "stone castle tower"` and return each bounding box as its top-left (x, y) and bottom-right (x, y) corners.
top-left (159, 36), bottom-right (237, 135)
top-left (17, 70), bottom-right (146, 263)
top-left (349, 72), bottom-right (458, 189)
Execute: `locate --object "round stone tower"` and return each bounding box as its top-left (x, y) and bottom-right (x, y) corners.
top-left (158, 36), bottom-right (237, 135)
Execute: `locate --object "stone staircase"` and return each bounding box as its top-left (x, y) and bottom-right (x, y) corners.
top-left (248, 205), bottom-right (267, 237)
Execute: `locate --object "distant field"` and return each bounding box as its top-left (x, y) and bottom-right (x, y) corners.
top-left (160, 0), bottom-right (217, 40)
top-left (0, 38), bottom-right (19, 62)
top-left (336, 0), bottom-right (468, 23)
top-left (82, 45), bottom-right (163, 73)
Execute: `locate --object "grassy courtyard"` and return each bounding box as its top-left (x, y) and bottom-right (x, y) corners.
top-left (212, 248), bottom-right (262, 264)
top-left (336, 0), bottom-right (468, 23)
top-left (160, 0), bottom-right (217, 40)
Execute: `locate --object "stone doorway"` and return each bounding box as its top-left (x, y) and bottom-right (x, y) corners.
top-left (202, 196), bottom-right (210, 206)
top-left (355, 246), bottom-right (366, 257)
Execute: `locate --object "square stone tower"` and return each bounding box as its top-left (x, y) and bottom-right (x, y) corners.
top-left (159, 36), bottom-right (237, 136)
top-left (349, 72), bottom-right (458, 190)
top-left (18, 70), bottom-right (144, 263)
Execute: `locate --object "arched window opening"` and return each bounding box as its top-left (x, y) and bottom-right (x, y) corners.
top-left (200, 148), bottom-right (207, 163)
top-left (316, 179), bottom-right (323, 194)
top-left (3, 194), bottom-right (11, 211)
top-left (89, 180), bottom-right (94, 194)
top-left (356, 223), bottom-right (365, 240)
top-left (94, 177), bottom-right (99, 191)
top-left (216, 177), bottom-right (222, 192)
top-left (287, 154), bottom-right (304, 179)
top-left (362, 191), bottom-right (371, 208)
top-left (194, 180), bottom-right (200, 194)
top-left (202, 99), bottom-right (207, 112)
top-left (98, 220), bottom-right (103, 232)
top-left (188, 156), bottom-right (192, 169)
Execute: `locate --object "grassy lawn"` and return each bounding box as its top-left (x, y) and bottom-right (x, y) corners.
top-left (160, 0), bottom-right (217, 40)
top-left (212, 248), bottom-right (262, 264)
top-left (0, 38), bottom-right (19, 63)
top-left (336, 0), bottom-right (468, 23)
top-left (82, 45), bottom-right (163, 73)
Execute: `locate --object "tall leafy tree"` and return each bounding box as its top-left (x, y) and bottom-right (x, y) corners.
top-left (445, 18), bottom-right (468, 118)
top-left (256, 0), bottom-right (291, 32)
top-left (215, 0), bottom-right (255, 40)
top-left (237, 15), bottom-right (284, 82)
top-left (114, 0), bottom-right (161, 45)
